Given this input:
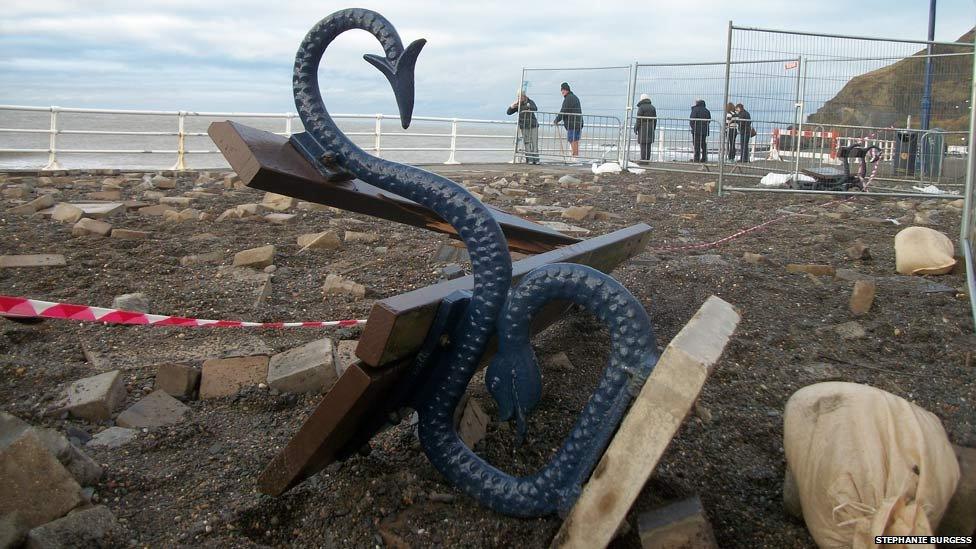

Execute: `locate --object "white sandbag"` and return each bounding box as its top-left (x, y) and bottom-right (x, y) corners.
top-left (911, 184), bottom-right (945, 194)
top-left (591, 162), bottom-right (622, 174)
top-left (894, 226), bottom-right (956, 276)
top-left (784, 382), bottom-right (959, 548)
top-left (759, 172), bottom-right (815, 187)
top-left (627, 167), bottom-right (646, 174)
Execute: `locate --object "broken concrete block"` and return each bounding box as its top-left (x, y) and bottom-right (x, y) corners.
top-left (0, 431), bottom-right (83, 529)
top-left (151, 175), bottom-right (175, 189)
top-left (542, 352), bottom-right (574, 371)
top-left (636, 193), bottom-right (656, 205)
top-left (58, 370), bottom-right (127, 422)
top-left (110, 228), bottom-right (149, 240)
top-left (0, 415), bottom-right (103, 488)
top-left (51, 203), bottom-right (84, 223)
top-left (177, 208), bottom-right (203, 222)
top-left (334, 340), bottom-right (359, 378)
top-left (637, 496), bottom-right (719, 549)
top-left (296, 201), bottom-right (331, 211)
top-left (267, 338), bottom-right (336, 394)
top-left (233, 245), bottom-right (275, 269)
top-left (138, 204), bottom-right (176, 217)
top-left (143, 190), bottom-right (165, 200)
top-left (179, 251), bottom-right (222, 266)
top-left (833, 320), bottom-right (866, 340)
top-left (86, 427), bottom-right (137, 449)
top-left (561, 205), bottom-right (593, 221)
top-left (558, 175), bottom-right (581, 185)
top-left (71, 217), bottom-right (112, 237)
top-left (112, 292), bottom-right (149, 313)
top-left (322, 273), bottom-right (366, 299)
top-left (264, 213), bottom-right (296, 224)
top-left (849, 280), bottom-right (876, 316)
top-left (86, 190), bottom-right (121, 201)
top-left (261, 192), bottom-right (295, 212)
top-left (159, 196), bottom-right (192, 207)
top-left (215, 207), bottom-right (241, 222)
top-left (456, 396), bottom-right (489, 450)
top-left (199, 356), bottom-right (270, 399)
top-left (938, 445), bottom-right (976, 539)
top-left (344, 230), bottom-right (380, 244)
top-left (24, 505), bottom-right (122, 549)
top-left (297, 231), bottom-right (342, 251)
top-left (433, 242), bottom-right (470, 263)
top-left (155, 363), bottom-right (201, 399)
top-left (0, 254), bottom-right (66, 268)
top-left (846, 240), bottom-right (871, 260)
top-left (6, 194), bottom-right (54, 215)
top-left (116, 390), bottom-right (189, 429)
top-left (786, 264), bottom-right (835, 277)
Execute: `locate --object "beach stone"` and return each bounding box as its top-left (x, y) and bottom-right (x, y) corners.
top-left (143, 190), bottom-right (165, 200)
top-left (199, 356), bottom-right (269, 399)
top-left (264, 213), bottom-right (296, 224)
top-left (110, 228), bottom-right (149, 240)
top-left (155, 363), bottom-right (200, 399)
top-left (849, 280), bottom-right (876, 316)
top-left (25, 505), bottom-right (123, 549)
top-left (151, 175), bottom-right (175, 189)
top-left (322, 273), bottom-right (366, 299)
top-left (786, 264), bottom-right (835, 277)
top-left (0, 511), bottom-right (28, 549)
top-left (177, 208), bottom-right (203, 222)
top-left (58, 370), bottom-right (126, 422)
top-left (742, 252), bottom-right (765, 264)
top-left (297, 231), bottom-right (341, 251)
top-left (832, 321), bottom-right (866, 340)
top-left (261, 192), bottom-right (295, 211)
top-left (0, 254), bottom-right (66, 268)
top-left (268, 338), bottom-right (336, 394)
top-left (116, 390), bottom-right (189, 429)
top-left (637, 496), bottom-right (718, 549)
top-left (334, 340), bottom-right (359, 378)
top-left (86, 427), bottom-right (137, 449)
top-left (138, 204), bottom-right (176, 217)
top-left (344, 230), bottom-right (380, 244)
top-left (179, 251), bottom-right (222, 267)
top-left (215, 207), bottom-right (241, 222)
top-left (0, 431), bottom-right (83, 529)
top-left (71, 217), bottom-right (112, 237)
top-left (233, 245), bottom-right (275, 269)
top-left (159, 196), bottom-right (191, 207)
top-left (558, 175), bottom-right (581, 185)
top-left (112, 292), bottom-right (149, 313)
top-left (561, 206), bottom-right (593, 221)
top-left (846, 240), bottom-right (871, 260)
top-left (51, 203), bottom-right (84, 223)
top-left (636, 193), bottom-right (656, 204)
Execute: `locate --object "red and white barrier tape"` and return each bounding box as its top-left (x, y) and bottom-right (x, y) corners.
top-left (0, 295), bottom-right (366, 328)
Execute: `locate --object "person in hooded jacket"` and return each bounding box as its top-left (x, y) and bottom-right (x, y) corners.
top-left (553, 82), bottom-right (583, 159)
top-left (507, 90), bottom-right (539, 164)
top-left (634, 94), bottom-right (657, 162)
top-left (689, 99), bottom-right (712, 162)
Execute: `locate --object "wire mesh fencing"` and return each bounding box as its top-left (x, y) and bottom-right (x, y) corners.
top-left (512, 110), bottom-right (623, 165)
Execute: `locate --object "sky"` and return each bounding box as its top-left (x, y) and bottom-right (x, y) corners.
top-left (1, 0), bottom-right (974, 120)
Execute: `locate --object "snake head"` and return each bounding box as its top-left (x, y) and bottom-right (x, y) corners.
top-left (364, 38), bottom-right (426, 129)
top-left (486, 349), bottom-right (542, 440)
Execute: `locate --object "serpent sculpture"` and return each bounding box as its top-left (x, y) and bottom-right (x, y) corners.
top-left (290, 8), bottom-right (659, 517)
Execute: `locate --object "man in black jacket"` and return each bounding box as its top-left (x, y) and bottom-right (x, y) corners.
top-left (735, 103), bottom-right (752, 163)
top-left (634, 93), bottom-right (657, 162)
top-left (689, 99), bottom-right (712, 162)
top-left (507, 91), bottom-right (539, 164)
top-left (553, 82), bottom-right (583, 159)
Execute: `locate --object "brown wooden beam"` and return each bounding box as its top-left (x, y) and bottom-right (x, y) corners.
top-left (207, 121), bottom-right (579, 255)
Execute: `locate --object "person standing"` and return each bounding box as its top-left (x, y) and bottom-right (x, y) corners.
top-left (689, 99), bottom-right (712, 162)
top-left (634, 93), bottom-right (657, 162)
top-left (736, 103), bottom-right (752, 163)
top-left (725, 102), bottom-right (738, 161)
top-left (553, 82), bottom-right (583, 159)
top-left (507, 90), bottom-right (539, 164)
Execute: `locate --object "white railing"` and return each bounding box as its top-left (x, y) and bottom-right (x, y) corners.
top-left (0, 105), bottom-right (517, 170)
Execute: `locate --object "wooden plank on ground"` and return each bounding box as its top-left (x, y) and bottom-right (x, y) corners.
top-left (551, 295), bottom-right (741, 549)
top-left (356, 223), bottom-right (652, 367)
top-left (208, 121), bottom-right (578, 255)
top-left (0, 254), bottom-right (66, 268)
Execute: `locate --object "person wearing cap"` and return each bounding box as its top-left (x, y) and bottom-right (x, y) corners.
top-left (507, 90), bottom-right (540, 164)
top-left (553, 82), bottom-right (583, 159)
top-left (689, 99), bottom-right (712, 162)
top-left (634, 93), bottom-right (657, 162)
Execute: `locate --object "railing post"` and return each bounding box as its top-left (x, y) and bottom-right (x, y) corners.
top-left (444, 118), bottom-right (460, 164)
top-left (657, 128), bottom-right (665, 162)
top-left (170, 111), bottom-right (187, 171)
top-left (43, 106), bottom-right (61, 171)
top-left (284, 114), bottom-right (293, 137)
top-left (374, 113), bottom-right (382, 154)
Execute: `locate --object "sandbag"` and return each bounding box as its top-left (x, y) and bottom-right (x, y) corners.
top-left (894, 226), bottom-right (956, 275)
top-left (784, 382), bottom-right (959, 548)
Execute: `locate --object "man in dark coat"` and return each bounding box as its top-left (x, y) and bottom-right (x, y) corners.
top-left (735, 103), bottom-right (752, 163)
top-left (553, 82), bottom-right (583, 159)
top-left (689, 99), bottom-right (712, 162)
top-left (634, 94), bottom-right (657, 162)
top-left (507, 90), bottom-right (539, 164)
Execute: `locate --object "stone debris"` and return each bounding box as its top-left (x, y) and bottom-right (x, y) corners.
top-left (199, 355), bottom-right (270, 399)
top-left (151, 175), bottom-right (176, 189)
top-left (264, 213), bottom-right (296, 224)
top-left (849, 280), bottom-right (876, 316)
top-left (433, 242), bottom-right (469, 263)
top-left (456, 396), bottom-right (489, 450)
top-left (24, 505), bottom-right (123, 549)
top-left (0, 254), bottom-right (66, 268)
top-left (50, 203), bottom-right (84, 223)
top-left (637, 193), bottom-right (656, 204)
top-left (0, 512), bottom-right (27, 548)
top-left (832, 320), bottom-right (867, 340)
top-left (233, 245), bottom-right (275, 269)
top-left (56, 370), bottom-right (127, 422)
top-left (112, 292), bottom-right (149, 313)
top-left (558, 175), bottom-right (581, 185)
top-left (86, 427), bottom-right (138, 449)
top-left (561, 206), bottom-right (594, 221)
top-left (537, 221), bottom-right (591, 237)
top-left (297, 231), bottom-right (342, 251)
top-left (155, 363), bottom-right (201, 399)
top-left (268, 338), bottom-right (337, 394)
top-left (110, 228), bottom-right (149, 240)
top-left (71, 217), bottom-right (112, 237)
top-left (786, 264), bottom-right (835, 277)
top-left (85, 190), bottom-right (122, 201)
top-left (138, 204), bottom-right (177, 217)
top-left (261, 192), bottom-right (296, 212)
top-left (143, 191), bottom-right (165, 201)
top-left (0, 412), bottom-right (102, 487)
top-left (7, 194), bottom-right (54, 215)
top-left (334, 340), bottom-right (359, 378)
top-left (0, 431), bottom-right (83, 531)
top-left (846, 240), bottom-right (871, 260)
top-left (834, 268), bottom-right (873, 282)
top-left (180, 251), bottom-right (223, 266)
top-left (159, 196), bottom-right (192, 207)
top-left (344, 230), bottom-right (381, 244)
top-left (296, 201), bottom-right (331, 211)
top-left (637, 496), bottom-right (719, 549)
top-left (116, 390), bottom-right (190, 429)
top-left (542, 352), bottom-right (574, 371)
top-left (938, 445), bottom-right (976, 538)
top-left (323, 273), bottom-right (366, 299)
